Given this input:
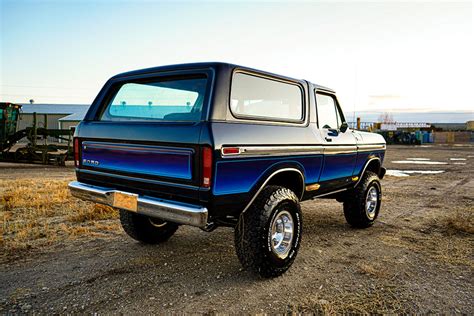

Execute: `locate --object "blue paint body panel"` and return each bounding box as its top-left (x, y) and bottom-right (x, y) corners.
top-left (214, 155), bottom-right (323, 195)
top-left (319, 153), bottom-right (357, 182)
top-left (353, 150), bottom-right (385, 175)
top-left (81, 141), bottom-right (194, 180)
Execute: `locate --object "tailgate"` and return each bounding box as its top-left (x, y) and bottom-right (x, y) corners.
top-left (75, 121), bottom-right (203, 202)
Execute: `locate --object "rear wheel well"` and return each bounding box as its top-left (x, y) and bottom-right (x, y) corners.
top-left (266, 170), bottom-right (304, 200)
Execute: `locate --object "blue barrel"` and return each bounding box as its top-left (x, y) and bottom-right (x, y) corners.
top-left (415, 131), bottom-right (422, 143)
top-left (423, 132), bottom-right (429, 143)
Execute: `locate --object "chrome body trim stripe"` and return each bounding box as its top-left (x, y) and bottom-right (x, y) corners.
top-left (323, 145), bottom-right (358, 155)
top-left (241, 168), bottom-right (305, 213)
top-left (221, 143), bottom-right (385, 158)
top-left (221, 146), bottom-right (323, 158)
top-left (68, 181), bottom-right (208, 227)
top-left (357, 144), bottom-right (386, 152)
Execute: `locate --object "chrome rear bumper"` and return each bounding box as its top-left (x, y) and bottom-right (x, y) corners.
top-left (68, 181), bottom-right (208, 228)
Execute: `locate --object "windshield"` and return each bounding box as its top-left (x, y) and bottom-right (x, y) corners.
top-left (100, 75), bottom-right (208, 122)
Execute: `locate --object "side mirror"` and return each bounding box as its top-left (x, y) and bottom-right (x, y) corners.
top-left (340, 122), bottom-right (348, 133)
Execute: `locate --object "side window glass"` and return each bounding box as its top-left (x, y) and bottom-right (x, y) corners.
top-left (230, 73), bottom-right (303, 122)
top-left (315, 93), bottom-right (339, 129)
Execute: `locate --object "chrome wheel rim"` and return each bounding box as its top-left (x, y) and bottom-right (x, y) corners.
top-left (270, 210), bottom-right (294, 259)
top-left (365, 186), bottom-right (378, 219)
top-left (149, 218), bottom-right (167, 228)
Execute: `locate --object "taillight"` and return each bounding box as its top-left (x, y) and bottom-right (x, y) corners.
top-left (202, 147), bottom-right (212, 188)
top-left (73, 138), bottom-right (80, 167)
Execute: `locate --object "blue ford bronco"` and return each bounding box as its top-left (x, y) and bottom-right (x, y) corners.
top-left (69, 62), bottom-right (386, 277)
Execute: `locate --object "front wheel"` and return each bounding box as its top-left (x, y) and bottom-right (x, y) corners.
top-left (343, 171), bottom-right (382, 228)
top-left (234, 185), bottom-right (302, 278)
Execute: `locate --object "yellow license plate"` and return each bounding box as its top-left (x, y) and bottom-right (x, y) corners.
top-left (112, 192), bottom-right (138, 212)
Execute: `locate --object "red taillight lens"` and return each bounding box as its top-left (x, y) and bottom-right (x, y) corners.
top-left (73, 138), bottom-right (80, 167)
top-left (202, 147), bottom-right (212, 188)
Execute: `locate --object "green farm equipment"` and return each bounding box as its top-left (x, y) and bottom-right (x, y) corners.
top-left (1, 102), bottom-right (74, 165)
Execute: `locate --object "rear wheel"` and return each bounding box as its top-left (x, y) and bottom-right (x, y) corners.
top-left (119, 209), bottom-right (179, 244)
top-left (234, 185), bottom-right (302, 278)
top-left (343, 171), bottom-right (382, 228)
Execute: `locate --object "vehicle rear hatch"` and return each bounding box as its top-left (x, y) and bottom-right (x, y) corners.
top-left (75, 69), bottom-right (213, 203)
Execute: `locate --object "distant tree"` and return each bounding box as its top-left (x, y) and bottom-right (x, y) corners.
top-left (29, 99), bottom-right (34, 104)
top-left (378, 112), bottom-right (394, 123)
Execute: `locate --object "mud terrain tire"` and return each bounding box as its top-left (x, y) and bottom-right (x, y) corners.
top-left (343, 171), bottom-right (382, 228)
top-left (235, 185), bottom-right (302, 278)
top-left (119, 210), bottom-right (179, 244)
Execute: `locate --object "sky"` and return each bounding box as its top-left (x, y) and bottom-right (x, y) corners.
top-left (1, 0), bottom-right (473, 115)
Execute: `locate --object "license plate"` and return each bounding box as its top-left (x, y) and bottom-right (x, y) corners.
top-left (112, 191), bottom-right (138, 212)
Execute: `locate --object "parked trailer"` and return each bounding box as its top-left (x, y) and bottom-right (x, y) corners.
top-left (0, 102), bottom-right (74, 165)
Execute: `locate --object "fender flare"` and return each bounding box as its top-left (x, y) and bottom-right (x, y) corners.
top-left (241, 166), bottom-right (305, 214)
top-left (354, 157), bottom-right (382, 187)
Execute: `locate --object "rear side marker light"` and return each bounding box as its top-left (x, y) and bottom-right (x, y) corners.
top-left (202, 147), bottom-right (213, 188)
top-left (222, 147), bottom-right (241, 155)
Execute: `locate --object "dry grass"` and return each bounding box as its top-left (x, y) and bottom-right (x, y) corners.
top-left (442, 208), bottom-right (474, 235)
top-left (356, 262), bottom-right (390, 278)
top-left (68, 203), bottom-right (119, 223)
top-left (286, 282), bottom-right (410, 314)
top-left (0, 178), bottom-right (120, 257)
top-left (380, 230), bottom-right (473, 268)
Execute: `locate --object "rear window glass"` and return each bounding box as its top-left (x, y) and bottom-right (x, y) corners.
top-left (100, 76), bottom-right (208, 122)
top-left (230, 73), bottom-right (303, 122)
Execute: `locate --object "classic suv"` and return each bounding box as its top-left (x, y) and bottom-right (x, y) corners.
top-left (69, 62), bottom-right (386, 277)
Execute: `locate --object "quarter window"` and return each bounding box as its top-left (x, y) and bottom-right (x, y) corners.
top-left (316, 93), bottom-right (340, 129)
top-left (230, 73), bottom-right (303, 122)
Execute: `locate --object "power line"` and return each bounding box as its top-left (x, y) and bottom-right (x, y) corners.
top-left (0, 84), bottom-right (94, 90)
top-left (0, 93), bottom-right (89, 98)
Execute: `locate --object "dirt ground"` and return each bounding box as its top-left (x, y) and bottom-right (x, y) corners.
top-left (0, 145), bottom-right (473, 314)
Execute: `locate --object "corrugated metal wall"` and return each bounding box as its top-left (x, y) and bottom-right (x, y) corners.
top-left (17, 113), bottom-right (67, 130)
top-left (16, 113), bottom-right (68, 142)
top-left (433, 131), bottom-right (472, 143)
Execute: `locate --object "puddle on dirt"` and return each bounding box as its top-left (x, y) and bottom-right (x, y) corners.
top-left (450, 158), bottom-right (467, 161)
top-left (386, 169), bottom-right (445, 177)
top-left (453, 162), bottom-right (467, 165)
top-left (391, 160), bottom-right (448, 165)
top-left (407, 158), bottom-right (431, 161)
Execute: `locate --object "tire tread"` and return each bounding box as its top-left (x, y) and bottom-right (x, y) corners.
top-left (343, 171), bottom-right (381, 228)
top-left (235, 185), bottom-right (301, 278)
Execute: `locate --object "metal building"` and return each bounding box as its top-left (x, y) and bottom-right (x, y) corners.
top-left (58, 112), bottom-right (87, 131)
top-left (17, 104), bottom-right (89, 131)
